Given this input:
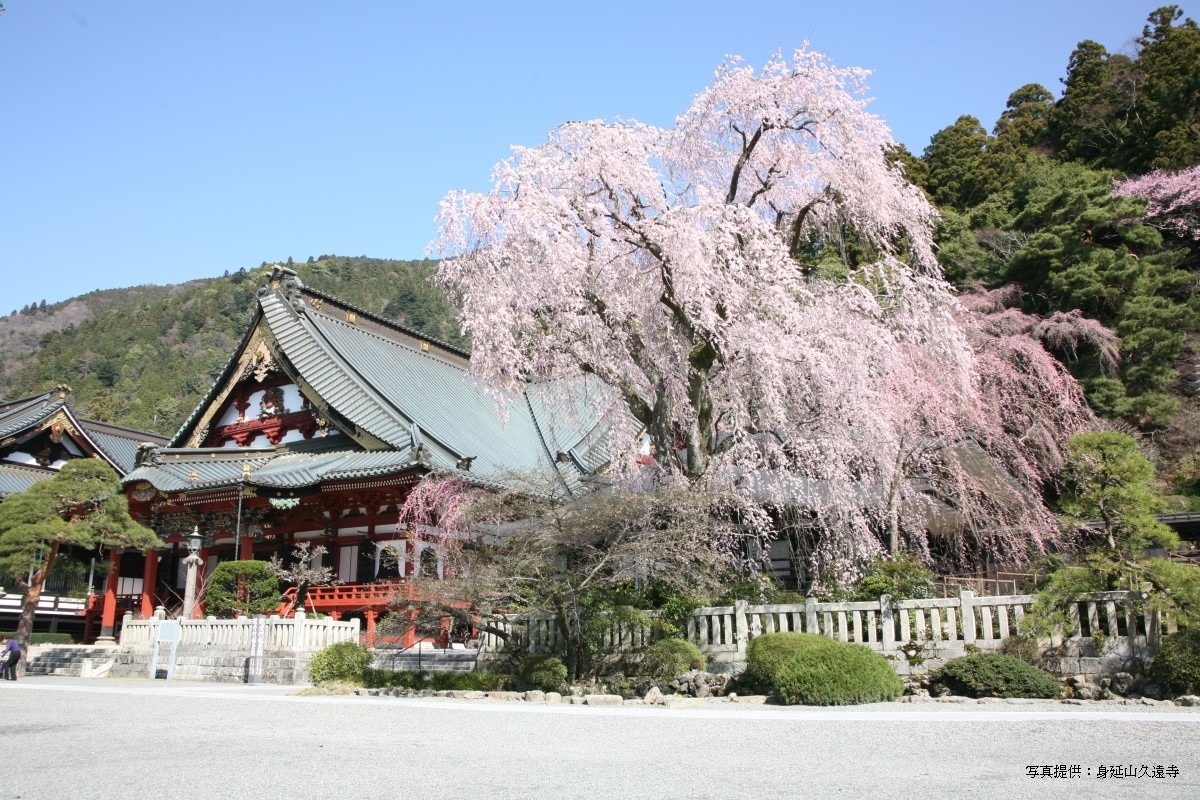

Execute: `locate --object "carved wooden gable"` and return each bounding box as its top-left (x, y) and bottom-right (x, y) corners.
top-left (185, 331), bottom-right (337, 449)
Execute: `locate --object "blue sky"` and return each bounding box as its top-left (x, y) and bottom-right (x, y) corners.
top-left (0, 1), bottom-right (1163, 308)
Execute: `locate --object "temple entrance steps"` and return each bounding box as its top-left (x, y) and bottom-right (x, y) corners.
top-left (24, 645), bottom-right (117, 677)
top-left (370, 646), bottom-right (479, 673)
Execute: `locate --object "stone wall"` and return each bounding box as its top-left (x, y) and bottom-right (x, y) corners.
top-left (110, 649), bottom-right (312, 684)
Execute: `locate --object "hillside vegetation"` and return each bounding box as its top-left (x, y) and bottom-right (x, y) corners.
top-left (0, 256), bottom-right (462, 436)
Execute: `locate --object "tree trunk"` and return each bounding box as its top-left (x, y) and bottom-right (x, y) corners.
top-left (16, 541), bottom-right (59, 654)
top-left (886, 440), bottom-right (911, 555)
top-left (886, 481), bottom-right (902, 556)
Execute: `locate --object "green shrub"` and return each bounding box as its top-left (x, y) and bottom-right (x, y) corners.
top-left (309, 641), bottom-right (372, 685)
top-left (204, 561), bottom-right (280, 618)
top-left (428, 671), bottom-right (509, 692)
top-left (930, 653), bottom-right (1060, 699)
top-left (999, 634), bottom-right (1044, 665)
top-left (0, 632), bottom-right (75, 645)
top-left (641, 638), bottom-right (705, 680)
top-left (773, 641), bottom-right (903, 705)
top-left (847, 554), bottom-right (936, 601)
top-left (745, 632), bottom-right (833, 691)
top-left (1151, 629), bottom-right (1200, 697)
top-left (361, 669), bottom-right (510, 691)
top-left (518, 654), bottom-right (567, 692)
top-left (652, 594), bottom-right (701, 638)
top-left (363, 669), bottom-right (425, 689)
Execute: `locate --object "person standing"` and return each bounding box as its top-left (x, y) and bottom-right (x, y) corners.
top-left (0, 634), bottom-right (20, 680)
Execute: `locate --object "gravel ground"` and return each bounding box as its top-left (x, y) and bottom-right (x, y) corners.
top-left (1, 677), bottom-right (1197, 800)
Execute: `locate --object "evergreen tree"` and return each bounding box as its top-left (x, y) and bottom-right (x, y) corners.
top-left (0, 461), bottom-right (160, 647)
top-left (921, 115), bottom-right (997, 211)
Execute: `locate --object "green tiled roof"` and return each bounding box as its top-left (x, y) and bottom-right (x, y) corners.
top-left (0, 462), bottom-right (56, 497)
top-left (123, 445), bottom-right (422, 492)
top-left (0, 388), bottom-right (164, 490)
top-left (158, 267), bottom-right (608, 498)
top-left (0, 391), bottom-right (67, 440)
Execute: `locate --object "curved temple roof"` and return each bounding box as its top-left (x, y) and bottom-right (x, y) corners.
top-left (128, 267), bottom-right (609, 497)
top-left (0, 386), bottom-right (166, 496)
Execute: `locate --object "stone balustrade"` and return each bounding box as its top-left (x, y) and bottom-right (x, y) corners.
top-left (118, 610), bottom-right (360, 653)
top-left (483, 590), bottom-right (1179, 677)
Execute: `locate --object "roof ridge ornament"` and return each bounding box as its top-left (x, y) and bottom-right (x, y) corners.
top-left (258, 266), bottom-right (306, 310)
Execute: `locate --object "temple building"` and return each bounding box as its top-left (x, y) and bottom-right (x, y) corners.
top-left (116, 267), bottom-right (607, 643)
top-left (0, 385), bottom-right (167, 636)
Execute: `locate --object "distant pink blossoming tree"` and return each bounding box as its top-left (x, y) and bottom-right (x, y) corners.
top-left (432, 49), bottom-right (1102, 577)
top-left (1113, 165), bottom-right (1200, 241)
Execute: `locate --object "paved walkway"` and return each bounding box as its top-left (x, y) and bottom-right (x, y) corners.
top-left (1, 677), bottom-right (1198, 799)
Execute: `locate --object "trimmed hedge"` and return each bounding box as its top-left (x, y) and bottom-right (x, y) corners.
top-left (204, 561), bottom-right (280, 618)
top-left (773, 641), bottom-right (904, 706)
top-left (641, 638), bottom-right (705, 680)
top-left (309, 641), bottom-right (372, 685)
top-left (745, 632), bottom-right (833, 691)
top-left (518, 654), bottom-right (568, 692)
top-left (1151, 629), bottom-right (1200, 697)
top-left (930, 653), bottom-right (1060, 699)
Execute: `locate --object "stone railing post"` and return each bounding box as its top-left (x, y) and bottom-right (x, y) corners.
top-left (733, 599), bottom-right (748, 658)
top-left (1148, 608), bottom-right (1163, 651)
top-left (119, 611), bottom-right (134, 647)
top-left (294, 609), bottom-right (307, 650)
top-left (153, 605), bottom-right (167, 620)
top-left (805, 596), bottom-right (818, 635)
top-left (247, 615), bottom-right (266, 684)
top-left (880, 594), bottom-right (894, 650)
top-left (960, 591), bottom-right (977, 644)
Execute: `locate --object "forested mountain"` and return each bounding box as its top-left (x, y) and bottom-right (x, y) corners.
top-left (1, 6), bottom-right (1197, 506)
top-left (916, 5), bottom-right (1200, 506)
top-left (0, 256), bottom-right (462, 436)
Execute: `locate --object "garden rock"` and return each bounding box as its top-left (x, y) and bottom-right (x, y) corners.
top-left (668, 669), bottom-right (728, 698)
top-left (1110, 672), bottom-right (1135, 696)
top-left (644, 686), bottom-right (664, 705)
top-left (583, 694), bottom-right (624, 707)
top-left (1174, 695), bottom-right (1200, 707)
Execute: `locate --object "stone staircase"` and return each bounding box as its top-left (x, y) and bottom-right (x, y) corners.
top-left (24, 646), bottom-right (117, 677)
top-left (371, 647), bottom-right (479, 673)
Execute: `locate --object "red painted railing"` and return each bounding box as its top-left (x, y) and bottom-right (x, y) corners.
top-left (277, 580), bottom-right (410, 617)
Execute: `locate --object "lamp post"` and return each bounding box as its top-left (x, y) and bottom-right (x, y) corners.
top-left (181, 526), bottom-right (204, 620)
top-left (234, 462), bottom-right (250, 561)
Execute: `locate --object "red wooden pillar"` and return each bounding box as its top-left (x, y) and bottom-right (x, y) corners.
top-left (140, 550), bottom-right (158, 617)
top-left (97, 549), bottom-right (120, 643)
top-left (364, 610), bottom-right (378, 648)
top-left (239, 536), bottom-right (254, 561)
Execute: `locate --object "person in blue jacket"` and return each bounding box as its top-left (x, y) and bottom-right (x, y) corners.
top-left (1, 634), bottom-right (20, 680)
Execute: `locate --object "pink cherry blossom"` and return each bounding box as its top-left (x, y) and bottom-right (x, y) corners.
top-left (431, 50), bottom-right (1101, 579)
